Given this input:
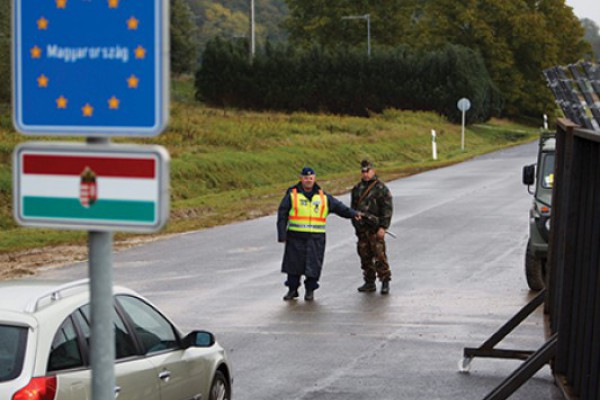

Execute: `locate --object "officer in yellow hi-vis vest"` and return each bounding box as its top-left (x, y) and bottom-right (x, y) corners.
top-left (277, 167), bottom-right (360, 301)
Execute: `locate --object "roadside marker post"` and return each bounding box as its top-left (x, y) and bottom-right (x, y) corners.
top-left (12, 0), bottom-right (169, 398)
top-left (431, 129), bottom-right (438, 160)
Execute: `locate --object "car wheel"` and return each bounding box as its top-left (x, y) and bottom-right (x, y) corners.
top-left (209, 370), bottom-right (231, 400)
top-left (525, 240), bottom-right (545, 291)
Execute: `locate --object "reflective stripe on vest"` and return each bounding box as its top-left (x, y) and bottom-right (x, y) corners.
top-left (288, 188), bottom-right (329, 233)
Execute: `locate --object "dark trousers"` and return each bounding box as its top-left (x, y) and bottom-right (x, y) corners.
top-left (286, 274), bottom-right (320, 291)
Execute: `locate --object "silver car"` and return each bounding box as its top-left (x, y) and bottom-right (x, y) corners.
top-left (0, 279), bottom-right (232, 400)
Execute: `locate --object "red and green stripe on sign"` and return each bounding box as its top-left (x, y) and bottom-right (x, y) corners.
top-left (20, 153), bottom-right (159, 224)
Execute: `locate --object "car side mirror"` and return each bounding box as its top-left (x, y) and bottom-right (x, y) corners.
top-left (182, 330), bottom-right (215, 348)
top-left (522, 164), bottom-right (535, 186)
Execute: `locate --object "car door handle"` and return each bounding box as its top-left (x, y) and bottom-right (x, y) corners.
top-left (158, 370), bottom-right (171, 382)
top-left (114, 386), bottom-right (121, 399)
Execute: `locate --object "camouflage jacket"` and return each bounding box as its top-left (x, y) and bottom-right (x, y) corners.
top-left (351, 176), bottom-right (393, 232)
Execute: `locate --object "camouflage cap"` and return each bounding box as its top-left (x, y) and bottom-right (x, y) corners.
top-left (361, 159), bottom-right (373, 172)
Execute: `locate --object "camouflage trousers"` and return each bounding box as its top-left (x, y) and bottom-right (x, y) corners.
top-left (356, 231), bottom-right (391, 283)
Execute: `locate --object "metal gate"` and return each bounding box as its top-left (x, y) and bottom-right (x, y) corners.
top-left (547, 119), bottom-right (600, 399)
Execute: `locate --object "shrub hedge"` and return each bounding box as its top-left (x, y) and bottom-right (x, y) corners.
top-left (195, 38), bottom-right (503, 123)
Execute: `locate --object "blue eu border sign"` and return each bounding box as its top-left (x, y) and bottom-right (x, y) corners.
top-left (13, 0), bottom-right (169, 136)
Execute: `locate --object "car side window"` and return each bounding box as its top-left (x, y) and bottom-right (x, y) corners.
top-left (47, 317), bottom-right (84, 372)
top-left (0, 325), bottom-right (27, 382)
top-left (75, 304), bottom-right (137, 360)
top-left (116, 295), bottom-right (178, 355)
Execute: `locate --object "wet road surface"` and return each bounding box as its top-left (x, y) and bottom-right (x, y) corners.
top-left (38, 141), bottom-right (564, 399)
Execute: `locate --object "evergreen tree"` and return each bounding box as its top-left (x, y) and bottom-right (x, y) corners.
top-left (171, 0), bottom-right (200, 75)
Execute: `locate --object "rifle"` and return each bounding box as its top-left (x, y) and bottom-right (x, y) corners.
top-left (358, 212), bottom-right (397, 239)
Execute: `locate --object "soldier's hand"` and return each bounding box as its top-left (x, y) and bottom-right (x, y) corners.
top-left (354, 212), bottom-right (363, 221)
top-left (377, 227), bottom-right (386, 240)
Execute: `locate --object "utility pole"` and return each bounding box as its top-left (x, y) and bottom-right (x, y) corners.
top-left (341, 13), bottom-right (371, 58)
top-left (249, 0), bottom-right (255, 61)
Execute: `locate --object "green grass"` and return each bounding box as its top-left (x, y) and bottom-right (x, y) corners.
top-left (0, 77), bottom-right (538, 253)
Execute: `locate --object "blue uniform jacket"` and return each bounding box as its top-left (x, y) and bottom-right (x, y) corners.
top-left (277, 182), bottom-right (356, 278)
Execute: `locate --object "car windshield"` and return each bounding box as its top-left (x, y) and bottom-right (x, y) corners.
top-left (540, 153), bottom-right (555, 190)
top-left (0, 325), bottom-right (28, 382)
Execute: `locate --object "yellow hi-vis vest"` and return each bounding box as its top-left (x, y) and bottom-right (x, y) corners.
top-left (288, 188), bottom-right (329, 233)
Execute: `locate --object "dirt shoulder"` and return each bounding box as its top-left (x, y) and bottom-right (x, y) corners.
top-left (0, 235), bottom-right (170, 281)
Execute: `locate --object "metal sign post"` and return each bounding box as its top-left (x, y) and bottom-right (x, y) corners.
top-left (86, 136), bottom-right (116, 400)
top-left (89, 229), bottom-right (115, 400)
top-left (457, 98), bottom-right (471, 151)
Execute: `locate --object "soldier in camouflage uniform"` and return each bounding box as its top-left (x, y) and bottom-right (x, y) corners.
top-left (351, 159), bottom-right (393, 294)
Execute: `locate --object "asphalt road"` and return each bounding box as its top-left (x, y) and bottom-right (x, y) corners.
top-left (38, 141), bottom-right (564, 400)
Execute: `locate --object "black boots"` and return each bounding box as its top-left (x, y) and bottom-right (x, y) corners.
top-left (283, 288), bottom-right (315, 301)
top-left (357, 282), bottom-right (377, 292)
top-left (381, 281), bottom-right (390, 295)
top-left (357, 281), bottom-right (389, 294)
top-left (283, 289), bottom-right (299, 301)
top-left (304, 289), bottom-right (314, 301)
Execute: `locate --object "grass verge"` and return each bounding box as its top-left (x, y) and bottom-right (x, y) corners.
top-left (0, 79), bottom-right (538, 254)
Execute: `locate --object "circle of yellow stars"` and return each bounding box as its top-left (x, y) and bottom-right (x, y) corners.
top-left (31, 0), bottom-right (147, 117)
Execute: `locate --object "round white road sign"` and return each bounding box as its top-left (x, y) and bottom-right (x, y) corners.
top-left (457, 98), bottom-right (471, 112)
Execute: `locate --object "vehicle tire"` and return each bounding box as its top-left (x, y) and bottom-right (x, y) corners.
top-left (525, 240), bottom-right (545, 291)
top-left (209, 370), bottom-right (231, 400)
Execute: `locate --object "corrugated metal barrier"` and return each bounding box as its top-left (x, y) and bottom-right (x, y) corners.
top-left (547, 119), bottom-right (600, 399)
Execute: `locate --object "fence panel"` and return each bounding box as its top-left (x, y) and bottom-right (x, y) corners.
top-left (548, 120), bottom-right (600, 399)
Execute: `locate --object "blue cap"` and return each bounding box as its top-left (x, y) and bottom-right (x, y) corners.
top-left (300, 167), bottom-right (315, 176)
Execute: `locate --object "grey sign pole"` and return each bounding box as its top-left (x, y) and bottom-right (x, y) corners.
top-left (89, 230), bottom-right (115, 400)
top-left (87, 137), bottom-right (115, 400)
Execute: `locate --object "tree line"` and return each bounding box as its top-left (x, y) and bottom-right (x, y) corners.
top-left (282, 0), bottom-right (592, 119)
top-left (1, 0), bottom-right (599, 121)
top-left (196, 38), bottom-right (502, 123)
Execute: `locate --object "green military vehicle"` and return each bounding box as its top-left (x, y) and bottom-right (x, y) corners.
top-left (522, 132), bottom-right (555, 291)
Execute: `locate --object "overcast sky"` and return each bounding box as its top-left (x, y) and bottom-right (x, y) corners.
top-left (566, 0), bottom-right (600, 26)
